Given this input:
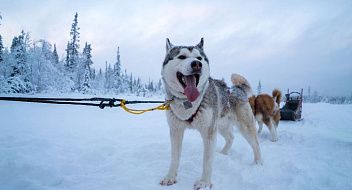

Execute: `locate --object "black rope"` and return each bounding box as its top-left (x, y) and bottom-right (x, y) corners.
top-left (0, 97), bottom-right (123, 102)
top-left (0, 97), bottom-right (165, 109)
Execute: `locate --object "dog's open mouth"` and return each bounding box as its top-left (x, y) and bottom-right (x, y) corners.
top-left (177, 72), bottom-right (200, 102)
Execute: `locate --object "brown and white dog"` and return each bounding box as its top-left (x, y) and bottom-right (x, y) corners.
top-left (249, 89), bottom-right (282, 141)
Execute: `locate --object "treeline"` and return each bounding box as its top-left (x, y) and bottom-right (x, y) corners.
top-left (302, 86), bottom-right (352, 104)
top-left (303, 94), bottom-right (352, 104)
top-left (256, 81), bottom-right (352, 104)
top-left (0, 13), bottom-right (162, 96)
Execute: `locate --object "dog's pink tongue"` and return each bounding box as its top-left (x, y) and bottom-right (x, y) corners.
top-left (184, 75), bottom-right (200, 102)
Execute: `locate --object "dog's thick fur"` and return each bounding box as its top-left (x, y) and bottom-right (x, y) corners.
top-left (249, 89), bottom-right (282, 141)
top-left (160, 38), bottom-right (262, 189)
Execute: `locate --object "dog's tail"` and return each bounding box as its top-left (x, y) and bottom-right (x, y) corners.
top-left (272, 89), bottom-right (282, 105)
top-left (231, 73), bottom-right (253, 97)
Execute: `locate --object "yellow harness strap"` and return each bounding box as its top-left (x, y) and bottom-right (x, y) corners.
top-left (120, 99), bottom-right (171, 114)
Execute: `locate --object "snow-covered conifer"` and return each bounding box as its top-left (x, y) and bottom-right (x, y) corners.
top-left (257, 80), bottom-right (262, 95)
top-left (0, 35), bottom-right (4, 63)
top-left (65, 12), bottom-right (80, 89)
top-left (52, 44), bottom-right (59, 65)
top-left (10, 30), bottom-right (29, 80)
top-left (80, 42), bottom-right (93, 93)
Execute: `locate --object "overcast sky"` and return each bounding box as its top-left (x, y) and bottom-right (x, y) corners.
top-left (1, 0), bottom-right (351, 96)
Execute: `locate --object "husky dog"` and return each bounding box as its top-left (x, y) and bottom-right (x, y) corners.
top-left (160, 38), bottom-right (262, 189)
top-left (249, 89), bottom-right (282, 141)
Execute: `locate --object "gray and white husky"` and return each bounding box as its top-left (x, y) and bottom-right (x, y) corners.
top-left (160, 38), bottom-right (262, 189)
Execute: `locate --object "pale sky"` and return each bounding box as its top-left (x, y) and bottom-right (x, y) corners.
top-left (1, 0), bottom-right (351, 96)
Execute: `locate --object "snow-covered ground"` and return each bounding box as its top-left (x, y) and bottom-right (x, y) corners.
top-left (0, 95), bottom-right (351, 190)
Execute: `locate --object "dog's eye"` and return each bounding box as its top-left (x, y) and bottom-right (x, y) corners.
top-left (178, 55), bottom-right (187, 60)
top-left (196, 56), bottom-right (202, 61)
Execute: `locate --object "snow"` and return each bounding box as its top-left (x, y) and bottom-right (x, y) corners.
top-left (0, 95), bottom-right (351, 190)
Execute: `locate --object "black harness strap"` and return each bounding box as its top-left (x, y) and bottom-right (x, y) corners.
top-left (0, 97), bottom-right (165, 109)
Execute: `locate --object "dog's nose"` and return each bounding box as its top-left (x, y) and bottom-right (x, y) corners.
top-left (191, 61), bottom-right (202, 72)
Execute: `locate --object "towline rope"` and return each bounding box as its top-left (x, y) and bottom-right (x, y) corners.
top-left (120, 99), bottom-right (171, 114)
top-left (0, 97), bottom-right (171, 114)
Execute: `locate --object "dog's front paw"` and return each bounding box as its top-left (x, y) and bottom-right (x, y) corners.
top-left (194, 180), bottom-right (212, 190)
top-left (271, 136), bottom-right (278, 142)
top-left (160, 176), bottom-right (177, 186)
top-left (255, 158), bottom-right (263, 165)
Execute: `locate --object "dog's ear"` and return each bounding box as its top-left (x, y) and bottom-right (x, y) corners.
top-left (166, 38), bottom-right (174, 53)
top-left (196, 38), bottom-right (204, 50)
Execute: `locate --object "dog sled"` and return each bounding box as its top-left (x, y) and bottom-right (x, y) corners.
top-left (280, 89), bottom-right (303, 121)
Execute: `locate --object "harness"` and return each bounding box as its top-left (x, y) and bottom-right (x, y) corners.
top-left (186, 106), bottom-right (201, 123)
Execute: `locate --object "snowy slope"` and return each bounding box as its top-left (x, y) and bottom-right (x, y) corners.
top-left (0, 95), bottom-right (351, 190)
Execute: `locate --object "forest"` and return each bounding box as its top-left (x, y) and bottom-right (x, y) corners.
top-left (0, 13), bottom-right (162, 96)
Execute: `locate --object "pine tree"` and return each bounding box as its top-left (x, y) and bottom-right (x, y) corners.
top-left (112, 46), bottom-right (122, 92)
top-left (157, 79), bottom-right (162, 92)
top-left (65, 41), bottom-right (70, 67)
top-left (307, 85), bottom-right (311, 103)
top-left (0, 35), bottom-right (4, 63)
top-left (8, 30), bottom-right (33, 93)
top-left (104, 61), bottom-right (108, 89)
top-left (10, 30), bottom-right (29, 80)
top-left (115, 47), bottom-right (121, 76)
top-left (147, 78), bottom-right (155, 92)
top-left (52, 44), bottom-right (59, 65)
top-left (134, 77), bottom-right (146, 96)
top-left (80, 42), bottom-right (93, 93)
top-left (104, 62), bottom-right (114, 91)
top-left (121, 69), bottom-right (129, 93)
top-left (257, 80), bottom-right (262, 95)
top-left (81, 69), bottom-right (91, 93)
top-left (65, 12), bottom-right (80, 74)
top-left (108, 64), bottom-right (113, 90)
top-left (82, 42), bottom-right (92, 71)
top-left (90, 68), bottom-right (96, 80)
top-left (129, 73), bottom-right (133, 93)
